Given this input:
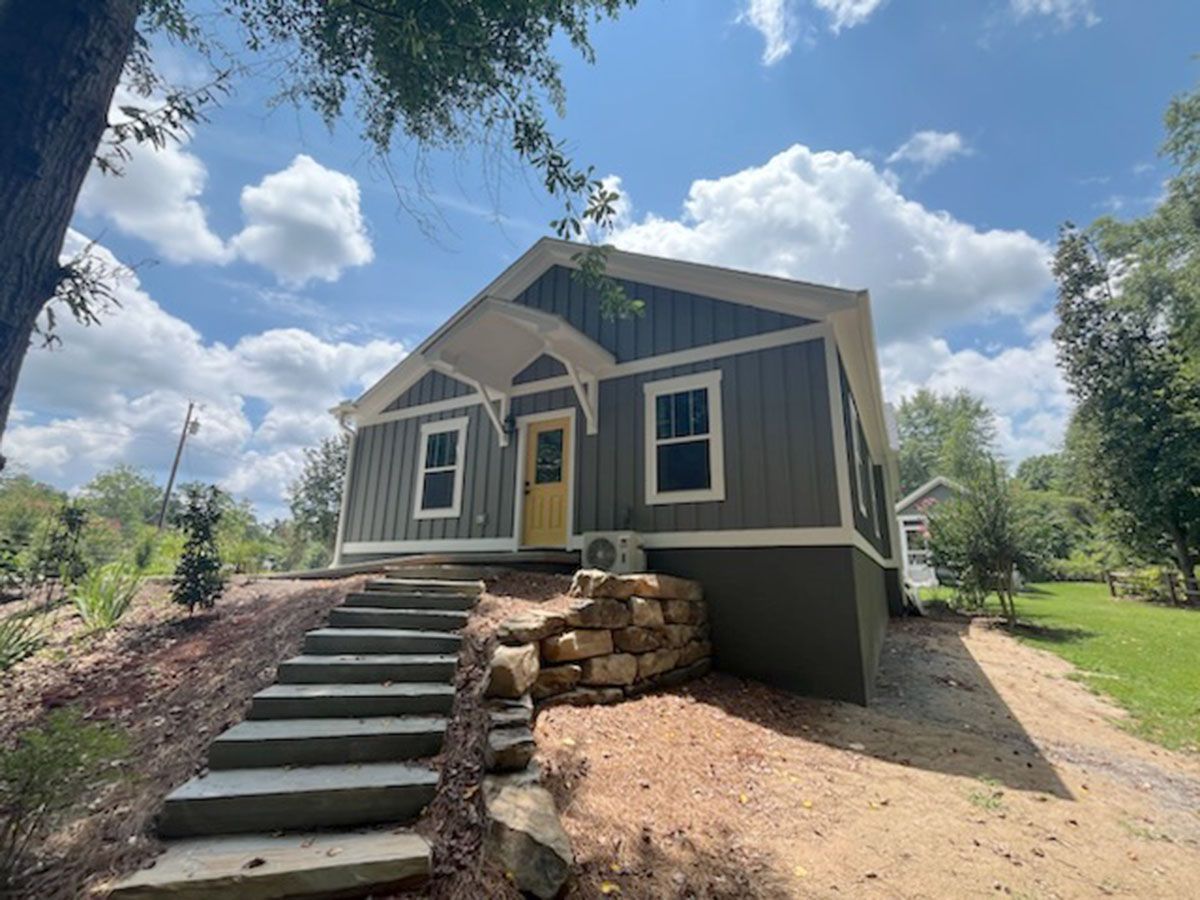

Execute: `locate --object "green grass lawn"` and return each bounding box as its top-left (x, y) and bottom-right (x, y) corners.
top-left (926, 581), bottom-right (1200, 753)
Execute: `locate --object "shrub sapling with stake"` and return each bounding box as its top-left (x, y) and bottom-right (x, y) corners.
top-left (171, 485), bottom-right (225, 615)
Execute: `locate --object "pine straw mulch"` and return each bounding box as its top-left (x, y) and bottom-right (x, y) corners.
top-left (391, 570), bottom-right (574, 900)
top-left (0, 576), bottom-right (361, 899)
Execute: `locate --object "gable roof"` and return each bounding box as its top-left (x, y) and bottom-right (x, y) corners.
top-left (895, 476), bottom-right (965, 515)
top-left (347, 238), bottom-right (894, 463)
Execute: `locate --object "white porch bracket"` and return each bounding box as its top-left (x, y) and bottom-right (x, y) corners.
top-left (563, 359), bottom-right (599, 434)
top-left (473, 380), bottom-right (510, 447)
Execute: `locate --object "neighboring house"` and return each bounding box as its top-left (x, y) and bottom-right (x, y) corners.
top-left (332, 239), bottom-right (902, 704)
top-left (895, 476), bottom-right (964, 587)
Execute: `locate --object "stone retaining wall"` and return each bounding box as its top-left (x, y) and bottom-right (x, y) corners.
top-left (478, 569), bottom-right (711, 898)
top-left (488, 569), bottom-right (712, 711)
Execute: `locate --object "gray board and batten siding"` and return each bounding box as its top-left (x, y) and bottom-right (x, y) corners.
top-left (839, 357), bottom-right (892, 560)
top-left (341, 339), bottom-right (841, 545)
top-left (896, 480), bottom-right (959, 518)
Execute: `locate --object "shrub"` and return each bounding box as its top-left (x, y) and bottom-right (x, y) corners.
top-left (31, 501), bottom-right (89, 588)
top-left (0, 615), bottom-right (43, 671)
top-left (0, 709), bottom-right (128, 891)
top-left (171, 485), bottom-right (225, 614)
top-left (71, 562), bottom-right (142, 634)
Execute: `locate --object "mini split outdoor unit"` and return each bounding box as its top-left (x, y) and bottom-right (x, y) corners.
top-left (580, 531), bottom-right (646, 574)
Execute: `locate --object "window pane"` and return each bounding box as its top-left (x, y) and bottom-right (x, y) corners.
top-left (424, 430), bottom-right (458, 469)
top-left (690, 388), bottom-right (709, 435)
top-left (673, 392), bottom-right (692, 438)
top-left (657, 439), bottom-right (711, 493)
top-left (535, 428), bottom-right (563, 484)
top-left (422, 470), bottom-right (455, 509)
top-left (655, 395), bottom-right (672, 440)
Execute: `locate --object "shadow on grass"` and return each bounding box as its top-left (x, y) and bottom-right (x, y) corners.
top-left (1009, 620), bottom-right (1097, 644)
top-left (690, 616), bottom-right (1074, 799)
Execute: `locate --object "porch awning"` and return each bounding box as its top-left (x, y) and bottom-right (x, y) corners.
top-left (422, 297), bottom-right (615, 444)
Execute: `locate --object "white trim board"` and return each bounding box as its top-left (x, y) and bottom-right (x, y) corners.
top-left (344, 527), bottom-right (898, 569)
top-left (356, 322), bottom-right (831, 427)
top-left (341, 537), bottom-right (515, 556)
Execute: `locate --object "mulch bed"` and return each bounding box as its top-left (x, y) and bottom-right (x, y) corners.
top-left (0, 577), bottom-right (359, 899)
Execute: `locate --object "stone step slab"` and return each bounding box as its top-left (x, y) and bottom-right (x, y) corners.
top-left (329, 607), bottom-right (468, 631)
top-left (208, 717), bottom-right (447, 769)
top-left (108, 830), bottom-right (431, 899)
top-left (303, 627), bottom-right (461, 656)
top-left (275, 653), bottom-right (458, 684)
top-left (248, 683), bottom-right (455, 719)
top-left (158, 763), bottom-right (439, 838)
top-left (367, 577), bottom-right (484, 596)
top-left (344, 590), bottom-right (477, 611)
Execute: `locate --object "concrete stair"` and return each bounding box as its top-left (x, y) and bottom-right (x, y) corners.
top-left (114, 575), bottom-right (481, 898)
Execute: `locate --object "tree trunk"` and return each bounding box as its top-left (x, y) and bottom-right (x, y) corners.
top-left (0, 0), bottom-right (140, 471)
top-left (1169, 523), bottom-right (1198, 602)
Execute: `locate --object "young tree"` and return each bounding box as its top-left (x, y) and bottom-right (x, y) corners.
top-left (896, 388), bottom-right (997, 494)
top-left (0, 0), bottom-right (639, 471)
top-left (287, 433), bottom-right (348, 562)
top-left (927, 463), bottom-right (1043, 625)
top-left (170, 484), bottom-right (224, 614)
top-left (1052, 225), bottom-right (1200, 597)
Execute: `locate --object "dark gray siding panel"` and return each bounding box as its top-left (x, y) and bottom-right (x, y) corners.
top-left (343, 403), bottom-right (519, 543)
top-left (580, 338), bottom-right (838, 533)
top-left (648, 546), bottom-right (887, 704)
top-left (512, 265), bottom-right (813, 363)
top-left (512, 353), bottom-right (568, 384)
top-left (840, 358), bottom-right (889, 556)
top-left (385, 371), bottom-right (474, 411)
top-left (344, 338), bottom-right (838, 546)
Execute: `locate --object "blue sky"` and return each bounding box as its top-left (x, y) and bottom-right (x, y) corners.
top-left (6, 0), bottom-right (1197, 516)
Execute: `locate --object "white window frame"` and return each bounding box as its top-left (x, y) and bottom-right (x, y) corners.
top-left (848, 392), bottom-right (867, 516)
top-left (643, 369), bottom-right (726, 506)
top-left (413, 416), bottom-right (469, 520)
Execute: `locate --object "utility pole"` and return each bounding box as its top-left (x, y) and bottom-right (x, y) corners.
top-left (158, 401), bottom-right (198, 530)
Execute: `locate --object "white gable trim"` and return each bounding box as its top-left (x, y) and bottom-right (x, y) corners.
top-left (895, 476), bottom-right (965, 514)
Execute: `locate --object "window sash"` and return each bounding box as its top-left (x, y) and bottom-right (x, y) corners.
top-left (643, 370), bottom-right (725, 506)
top-left (414, 417), bottom-right (468, 519)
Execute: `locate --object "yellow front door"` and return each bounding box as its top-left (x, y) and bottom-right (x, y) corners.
top-left (521, 415), bottom-right (571, 547)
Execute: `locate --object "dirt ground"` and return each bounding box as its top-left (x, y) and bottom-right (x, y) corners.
top-left (0, 577), bottom-right (359, 899)
top-left (536, 614), bottom-right (1200, 899)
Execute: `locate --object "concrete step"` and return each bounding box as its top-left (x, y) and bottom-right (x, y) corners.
top-left (158, 762), bottom-right (439, 838)
top-left (367, 576), bottom-right (484, 595)
top-left (329, 606), bottom-right (468, 631)
top-left (344, 590), bottom-right (477, 611)
top-left (109, 830), bottom-right (430, 899)
top-left (303, 627), bottom-right (461, 655)
top-left (275, 653), bottom-right (458, 684)
top-left (208, 717), bottom-right (447, 769)
top-left (248, 683), bottom-right (455, 719)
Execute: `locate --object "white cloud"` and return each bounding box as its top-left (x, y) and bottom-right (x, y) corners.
top-left (739, 0), bottom-right (803, 65)
top-left (738, 0), bottom-right (886, 63)
top-left (4, 232), bottom-right (404, 516)
top-left (608, 143), bottom-right (1051, 341)
top-left (230, 154), bottom-right (374, 287)
top-left (77, 88), bottom-right (230, 264)
top-left (887, 130), bottom-right (971, 174)
top-left (812, 0), bottom-right (888, 33)
top-left (1010, 0), bottom-right (1099, 28)
top-left (605, 144), bottom-right (1064, 462)
top-left (880, 335), bottom-right (1071, 461)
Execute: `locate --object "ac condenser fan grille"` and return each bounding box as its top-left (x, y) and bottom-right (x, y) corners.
top-left (585, 536), bottom-right (618, 570)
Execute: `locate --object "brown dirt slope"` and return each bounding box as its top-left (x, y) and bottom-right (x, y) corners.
top-left (536, 615), bottom-right (1200, 899)
top-left (0, 577), bottom-right (358, 899)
